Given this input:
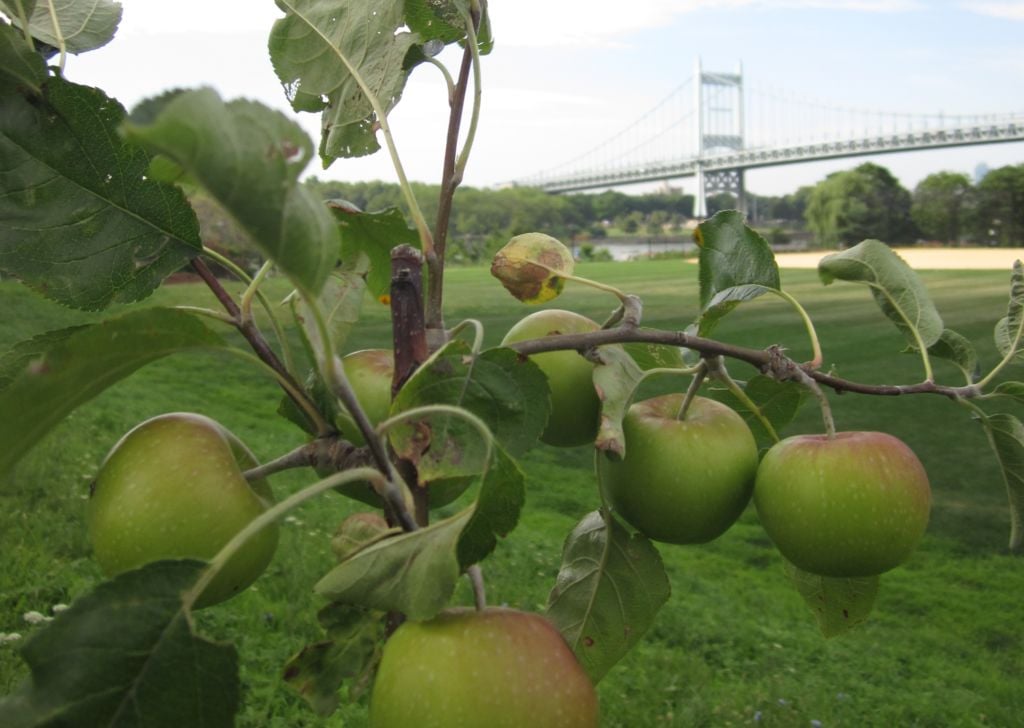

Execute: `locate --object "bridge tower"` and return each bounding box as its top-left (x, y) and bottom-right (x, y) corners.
top-left (694, 58), bottom-right (745, 218)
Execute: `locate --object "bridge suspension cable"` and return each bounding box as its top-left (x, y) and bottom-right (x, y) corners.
top-left (518, 61), bottom-right (1024, 199)
top-left (533, 76), bottom-right (695, 177)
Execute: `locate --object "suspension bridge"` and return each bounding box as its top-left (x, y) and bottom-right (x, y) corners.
top-left (517, 59), bottom-right (1024, 217)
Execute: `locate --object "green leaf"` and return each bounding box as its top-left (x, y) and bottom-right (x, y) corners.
top-left (404, 0), bottom-right (491, 53)
top-left (0, 307), bottom-right (225, 475)
top-left (0, 1), bottom-right (36, 21)
top-left (994, 260), bottom-right (1023, 364)
top-left (389, 340), bottom-right (550, 482)
top-left (0, 561), bottom-right (239, 727)
top-left (0, 77), bottom-right (201, 310)
top-left (920, 328), bottom-right (979, 383)
top-left (315, 508), bottom-right (473, 621)
top-left (122, 88), bottom-right (336, 295)
top-left (404, 0), bottom-right (464, 45)
top-left (329, 202), bottom-right (420, 299)
top-left (819, 239), bottom-right (944, 350)
top-left (709, 375), bottom-right (807, 445)
top-left (283, 603), bottom-right (383, 717)
top-left (546, 510), bottom-right (670, 684)
top-left (0, 324), bottom-right (86, 391)
top-left (978, 412), bottom-right (1024, 552)
top-left (269, 0), bottom-right (420, 161)
top-left (456, 444), bottom-right (525, 569)
top-left (694, 211), bottom-right (781, 336)
top-left (784, 561), bottom-right (879, 638)
top-left (591, 344), bottom-right (644, 458)
top-left (990, 381), bottom-right (1024, 405)
top-left (0, 19), bottom-right (46, 94)
top-left (8, 0), bottom-right (121, 54)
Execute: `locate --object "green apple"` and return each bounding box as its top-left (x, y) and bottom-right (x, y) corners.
top-left (753, 431), bottom-right (931, 577)
top-left (598, 394), bottom-right (758, 544)
top-left (369, 607), bottom-right (598, 728)
top-left (501, 309), bottom-right (600, 447)
top-left (336, 348), bottom-right (394, 446)
top-left (87, 412), bottom-right (278, 607)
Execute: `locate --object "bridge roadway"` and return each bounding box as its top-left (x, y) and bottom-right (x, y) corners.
top-left (532, 116), bottom-right (1024, 193)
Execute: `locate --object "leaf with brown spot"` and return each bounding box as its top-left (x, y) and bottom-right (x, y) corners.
top-left (784, 560), bottom-right (879, 637)
top-left (546, 510), bottom-right (670, 683)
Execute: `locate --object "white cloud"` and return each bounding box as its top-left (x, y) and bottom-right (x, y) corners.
top-left (963, 2), bottom-right (1024, 20)
top-left (490, 0), bottom-right (923, 48)
top-left (116, 1), bottom-right (281, 36)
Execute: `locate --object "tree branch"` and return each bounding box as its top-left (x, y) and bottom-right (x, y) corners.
top-left (506, 326), bottom-right (983, 400)
top-left (425, 3), bottom-right (484, 337)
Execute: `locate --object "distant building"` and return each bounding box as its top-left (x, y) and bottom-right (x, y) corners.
top-left (974, 162), bottom-right (990, 184)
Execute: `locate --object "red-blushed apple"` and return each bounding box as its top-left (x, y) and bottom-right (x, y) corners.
top-left (336, 348), bottom-right (394, 446)
top-left (369, 607), bottom-right (598, 728)
top-left (87, 413), bottom-right (278, 608)
top-left (598, 394), bottom-right (759, 544)
top-left (753, 431), bottom-right (931, 577)
top-left (501, 309), bottom-right (600, 448)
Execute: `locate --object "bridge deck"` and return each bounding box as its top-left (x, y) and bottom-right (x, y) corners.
top-left (533, 118), bottom-right (1024, 193)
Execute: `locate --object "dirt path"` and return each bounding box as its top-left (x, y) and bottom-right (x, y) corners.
top-left (773, 247), bottom-right (1024, 270)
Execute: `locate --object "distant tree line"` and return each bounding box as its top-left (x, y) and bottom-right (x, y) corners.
top-left (303, 179), bottom-right (702, 262)
top-left (298, 160), bottom-right (1024, 262)
top-left (304, 178), bottom-right (816, 262)
top-left (799, 162), bottom-right (1024, 248)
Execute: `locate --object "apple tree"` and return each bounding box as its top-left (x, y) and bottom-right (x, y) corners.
top-left (0, 1), bottom-right (1022, 725)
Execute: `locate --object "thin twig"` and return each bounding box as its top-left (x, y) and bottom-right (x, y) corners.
top-left (191, 258), bottom-right (334, 437)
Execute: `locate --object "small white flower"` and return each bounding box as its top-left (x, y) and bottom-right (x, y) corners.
top-left (23, 610), bottom-right (51, 625)
top-left (0, 632), bottom-right (23, 644)
top-left (52, 604), bottom-right (70, 614)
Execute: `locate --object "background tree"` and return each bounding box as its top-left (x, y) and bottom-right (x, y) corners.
top-left (805, 163), bottom-right (916, 247)
top-left (911, 172), bottom-right (973, 245)
top-left (706, 192), bottom-right (738, 217)
top-left (972, 163), bottom-right (1024, 247)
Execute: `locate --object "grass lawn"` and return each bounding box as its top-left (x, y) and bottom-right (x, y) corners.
top-left (1, 259), bottom-right (1022, 726)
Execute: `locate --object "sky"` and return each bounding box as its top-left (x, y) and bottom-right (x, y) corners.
top-left (48, 0), bottom-right (1024, 198)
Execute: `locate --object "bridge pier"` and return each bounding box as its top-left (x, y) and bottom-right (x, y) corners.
top-left (694, 58), bottom-right (746, 219)
top-left (697, 168), bottom-right (746, 218)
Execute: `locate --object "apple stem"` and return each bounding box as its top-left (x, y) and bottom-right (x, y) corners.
top-left (601, 294), bottom-right (644, 330)
top-left (676, 361), bottom-right (709, 420)
top-left (468, 565), bottom-right (487, 610)
top-left (708, 357), bottom-right (781, 443)
top-left (798, 370), bottom-right (837, 439)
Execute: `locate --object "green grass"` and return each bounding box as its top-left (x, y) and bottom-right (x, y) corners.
top-left (1, 261), bottom-right (1022, 726)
